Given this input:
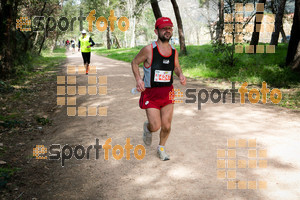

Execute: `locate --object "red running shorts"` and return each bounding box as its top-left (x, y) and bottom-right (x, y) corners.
top-left (139, 85), bottom-right (174, 110)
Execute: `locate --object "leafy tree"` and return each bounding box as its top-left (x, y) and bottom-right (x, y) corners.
top-left (150, 0), bottom-right (162, 19)
top-left (170, 0), bottom-right (187, 55)
top-left (216, 0), bottom-right (224, 44)
top-left (286, 0), bottom-right (300, 70)
top-left (250, 0), bottom-right (266, 53)
top-left (0, 0), bottom-right (62, 79)
top-left (270, 0), bottom-right (287, 45)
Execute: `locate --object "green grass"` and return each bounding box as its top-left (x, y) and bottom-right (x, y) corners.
top-left (0, 48), bottom-right (67, 128)
top-left (94, 44), bottom-right (300, 110)
top-left (11, 48), bottom-right (66, 85)
top-left (0, 165), bottom-right (20, 188)
top-left (94, 46), bottom-right (142, 63)
top-left (35, 115), bottom-right (52, 125)
top-left (178, 44), bottom-right (300, 88)
top-left (1, 47), bottom-right (66, 92)
top-left (33, 48), bottom-right (67, 71)
top-left (0, 49), bottom-right (66, 188)
top-left (281, 90), bottom-right (300, 110)
top-left (94, 44), bottom-right (300, 88)
top-left (0, 147), bottom-right (20, 188)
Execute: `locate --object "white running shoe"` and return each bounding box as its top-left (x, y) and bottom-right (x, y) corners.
top-left (143, 121), bottom-right (152, 146)
top-left (157, 146), bottom-right (170, 161)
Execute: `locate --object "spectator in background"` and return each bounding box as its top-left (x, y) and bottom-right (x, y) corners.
top-left (65, 39), bottom-right (70, 51)
top-left (71, 39), bottom-right (75, 53)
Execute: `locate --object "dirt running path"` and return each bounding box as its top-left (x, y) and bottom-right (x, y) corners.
top-left (30, 50), bottom-right (300, 199)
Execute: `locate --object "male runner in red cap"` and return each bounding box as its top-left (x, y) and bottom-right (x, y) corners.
top-left (131, 17), bottom-right (186, 161)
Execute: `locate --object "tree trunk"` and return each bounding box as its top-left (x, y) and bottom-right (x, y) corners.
top-left (106, 25), bottom-right (111, 49)
top-left (170, 0), bottom-right (187, 55)
top-left (280, 27), bottom-right (287, 43)
top-left (130, 15), bottom-right (136, 48)
top-left (216, 0), bottom-right (224, 43)
top-left (196, 29), bottom-right (200, 45)
top-left (286, 0), bottom-right (300, 70)
top-left (250, 0), bottom-right (266, 53)
top-left (271, 0), bottom-right (275, 13)
top-left (206, 0), bottom-right (214, 41)
top-left (38, 17), bottom-right (51, 55)
top-left (12, 0), bottom-right (18, 55)
top-left (51, 32), bottom-right (59, 52)
top-left (209, 25), bottom-right (215, 41)
top-left (270, 0), bottom-right (287, 45)
top-left (113, 33), bottom-right (121, 48)
top-left (33, 31), bottom-right (40, 47)
top-left (38, 31), bottom-right (47, 55)
top-left (30, 1), bottom-right (47, 52)
top-left (150, 0), bottom-right (162, 20)
top-left (106, 0), bottom-right (111, 49)
top-left (125, 31), bottom-right (128, 48)
top-left (0, 0), bottom-right (15, 78)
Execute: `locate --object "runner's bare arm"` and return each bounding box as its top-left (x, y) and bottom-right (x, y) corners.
top-left (131, 45), bottom-right (151, 92)
top-left (174, 49), bottom-right (186, 85)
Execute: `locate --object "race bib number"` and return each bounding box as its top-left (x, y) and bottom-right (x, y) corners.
top-left (154, 70), bottom-right (171, 82)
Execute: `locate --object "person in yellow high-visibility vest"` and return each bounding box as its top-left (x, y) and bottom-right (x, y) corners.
top-left (78, 30), bottom-right (95, 75)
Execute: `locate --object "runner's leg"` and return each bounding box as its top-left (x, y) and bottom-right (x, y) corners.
top-left (86, 53), bottom-right (90, 73)
top-left (85, 63), bottom-right (88, 74)
top-left (159, 103), bottom-right (174, 146)
top-left (146, 108), bottom-right (161, 132)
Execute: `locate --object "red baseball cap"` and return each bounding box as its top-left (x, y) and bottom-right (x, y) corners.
top-left (155, 17), bottom-right (173, 29)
